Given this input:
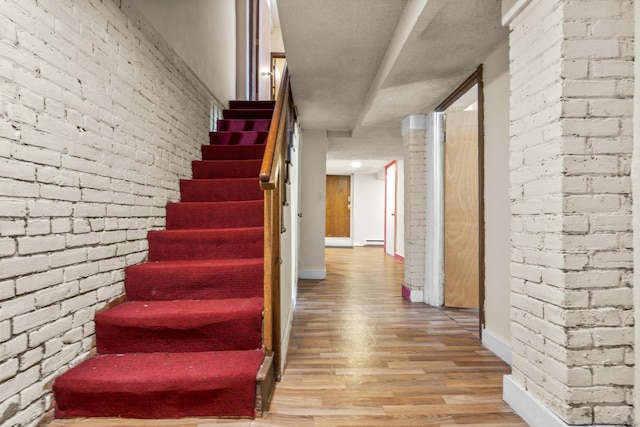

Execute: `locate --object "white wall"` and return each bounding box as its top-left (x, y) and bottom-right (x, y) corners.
top-left (299, 130), bottom-right (327, 279)
top-left (279, 123), bottom-right (300, 372)
top-left (482, 41), bottom-right (511, 353)
top-left (131, 0), bottom-right (236, 105)
top-left (258, 0), bottom-right (272, 100)
top-left (272, 26), bottom-right (285, 53)
top-left (353, 173), bottom-right (385, 246)
top-left (395, 160), bottom-right (405, 257)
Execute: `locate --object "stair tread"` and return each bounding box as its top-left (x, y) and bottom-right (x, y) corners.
top-left (147, 227), bottom-right (263, 261)
top-left (229, 100), bottom-right (275, 109)
top-left (191, 159), bottom-right (262, 179)
top-left (209, 131), bottom-right (269, 146)
top-left (54, 350), bottom-right (264, 418)
top-left (166, 200), bottom-right (263, 230)
top-left (98, 297), bottom-right (264, 325)
top-left (202, 144), bottom-right (266, 160)
top-left (128, 258), bottom-right (263, 270)
top-left (96, 298), bottom-right (264, 353)
top-left (179, 178), bottom-right (263, 202)
top-left (218, 119), bottom-right (271, 132)
top-left (55, 349), bottom-right (264, 386)
top-left (151, 226), bottom-right (263, 235)
top-left (124, 259), bottom-right (263, 301)
top-left (223, 109), bottom-right (273, 119)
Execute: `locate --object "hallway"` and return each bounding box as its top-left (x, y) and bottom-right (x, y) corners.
top-left (50, 247), bottom-right (525, 427)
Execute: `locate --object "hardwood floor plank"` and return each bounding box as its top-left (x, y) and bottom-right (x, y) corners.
top-left (49, 247), bottom-right (525, 427)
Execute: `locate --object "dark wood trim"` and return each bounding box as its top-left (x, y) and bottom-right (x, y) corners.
top-left (248, 0), bottom-right (259, 100)
top-left (437, 65), bottom-right (485, 340)
top-left (435, 67), bottom-right (483, 112)
top-left (477, 66), bottom-right (485, 341)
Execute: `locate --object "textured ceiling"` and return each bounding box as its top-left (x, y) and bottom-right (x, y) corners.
top-left (277, 0), bottom-right (508, 174)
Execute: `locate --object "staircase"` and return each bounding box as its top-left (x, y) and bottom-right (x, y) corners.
top-left (53, 100), bottom-right (276, 420)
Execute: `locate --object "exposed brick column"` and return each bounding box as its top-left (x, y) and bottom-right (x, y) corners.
top-left (401, 115), bottom-right (427, 301)
top-left (506, 0), bottom-right (634, 424)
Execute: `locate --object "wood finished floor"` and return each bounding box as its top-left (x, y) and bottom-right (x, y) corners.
top-left (49, 247), bottom-right (525, 427)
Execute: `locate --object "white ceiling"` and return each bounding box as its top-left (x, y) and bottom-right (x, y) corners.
top-left (276, 0), bottom-right (508, 175)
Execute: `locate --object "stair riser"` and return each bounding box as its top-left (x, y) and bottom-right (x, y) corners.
top-left (229, 100), bottom-right (275, 110)
top-left (166, 201), bottom-right (263, 230)
top-left (209, 131), bottom-right (268, 146)
top-left (148, 229), bottom-right (264, 261)
top-left (125, 263), bottom-right (263, 301)
top-left (192, 160), bottom-right (262, 179)
top-left (96, 316), bottom-right (262, 353)
top-left (55, 388), bottom-right (257, 419)
top-left (223, 109), bottom-right (273, 120)
top-left (202, 144), bottom-right (266, 160)
top-left (179, 179), bottom-right (263, 202)
top-left (218, 119), bottom-right (271, 132)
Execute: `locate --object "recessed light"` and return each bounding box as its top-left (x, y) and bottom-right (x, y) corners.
top-left (351, 161), bottom-right (362, 168)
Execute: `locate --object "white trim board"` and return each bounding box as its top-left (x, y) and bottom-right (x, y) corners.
top-left (503, 376), bottom-right (621, 427)
top-left (481, 328), bottom-right (512, 365)
top-left (403, 286), bottom-right (424, 302)
top-left (299, 269), bottom-right (326, 280)
top-left (501, 0), bottom-right (532, 26)
top-left (279, 300), bottom-right (295, 374)
top-left (325, 237), bottom-right (352, 247)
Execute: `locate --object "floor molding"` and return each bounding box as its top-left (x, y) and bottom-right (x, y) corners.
top-left (401, 283), bottom-right (424, 302)
top-left (503, 376), bottom-right (621, 427)
top-left (481, 329), bottom-right (511, 365)
top-left (299, 269), bottom-right (326, 280)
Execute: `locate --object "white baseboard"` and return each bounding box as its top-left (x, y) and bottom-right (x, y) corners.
top-left (279, 304), bottom-right (295, 374)
top-left (503, 376), bottom-right (619, 427)
top-left (409, 289), bottom-right (423, 302)
top-left (402, 284), bottom-right (424, 302)
top-left (325, 237), bottom-right (352, 247)
top-left (481, 329), bottom-right (512, 365)
top-left (299, 269), bottom-right (326, 280)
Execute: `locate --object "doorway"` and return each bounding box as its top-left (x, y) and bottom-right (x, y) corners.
top-left (436, 68), bottom-right (484, 316)
top-left (325, 175), bottom-right (352, 246)
top-left (384, 162), bottom-right (397, 257)
top-left (271, 53), bottom-right (286, 100)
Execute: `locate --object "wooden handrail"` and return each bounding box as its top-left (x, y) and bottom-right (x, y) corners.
top-left (260, 63), bottom-right (292, 381)
top-left (260, 65), bottom-right (290, 190)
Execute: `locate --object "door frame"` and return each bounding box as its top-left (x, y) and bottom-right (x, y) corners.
top-left (271, 52), bottom-right (286, 100)
top-left (325, 174), bottom-right (354, 247)
top-left (384, 161), bottom-right (397, 257)
top-left (435, 66), bottom-right (485, 335)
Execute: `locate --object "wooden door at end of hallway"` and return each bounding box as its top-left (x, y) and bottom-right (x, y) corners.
top-left (444, 110), bottom-right (479, 309)
top-left (326, 175), bottom-right (351, 238)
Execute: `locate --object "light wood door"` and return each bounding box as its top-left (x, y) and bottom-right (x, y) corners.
top-left (444, 110), bottom-right (479, 309)
top-left (326, 175), bottom-right (351, 238)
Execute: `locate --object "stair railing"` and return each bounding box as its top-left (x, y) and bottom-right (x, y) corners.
top-left (260, 64), bottom-right (293, 379)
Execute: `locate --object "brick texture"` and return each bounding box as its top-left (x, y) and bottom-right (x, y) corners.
top-left (0, 0), bottom-right (223, 425)
top-left (509, 0), bottom-right (634, 424)
top-left (402, 127), bottom-right (427, 294)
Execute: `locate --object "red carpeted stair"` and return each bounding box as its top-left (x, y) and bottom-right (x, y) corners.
top-left (53, 101), bottom-right (274, 420)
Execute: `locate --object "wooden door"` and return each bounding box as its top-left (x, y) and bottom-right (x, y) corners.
top-left (444, 110), bottom-right (479, 309)
top-left (326, 175), bottom-right (351, 238)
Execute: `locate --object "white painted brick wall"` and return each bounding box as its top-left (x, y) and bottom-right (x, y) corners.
top-left (509, 0), bottom-right (634, 424)
top-left (403, 128), bottom-right (427, 292)
top-left (0, 0), bottom-right (223, 425)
